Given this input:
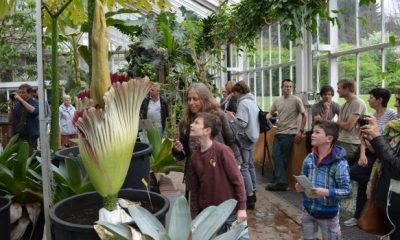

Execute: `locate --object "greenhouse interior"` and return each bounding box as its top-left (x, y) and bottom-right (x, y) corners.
top-left (0, 0), bottom-right (400, 239)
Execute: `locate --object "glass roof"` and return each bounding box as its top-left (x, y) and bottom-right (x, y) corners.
top-left (106, 0), bottom-right (241, 51)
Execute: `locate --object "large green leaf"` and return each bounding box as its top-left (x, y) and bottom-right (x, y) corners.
top-left (147, 127), bottom-right (162, 159)
top-left (0, 136), bottom-right (21, 164)
top-left (151, 155), bottom-right (183, 174)
top-left (105, 8), bottom-right (139, 18)
top-left (65, 157), bottom-right (83, 191)
top-left (13, 141), bottom-right (30, 183)
top-left (128, 205), bottom-right (166, 240)
top-left (0, 164), bottom-right (21, 194)
top-left (158, 139), bottom-right (173, 162)
top-left (192, 199), bottom-right (237, 240)
top-left (191, 206), bottom-right (215, 230)
top-left (78, 45), bottom-right (90, 65)
top-left (168, 196), bottom-right (191, 240)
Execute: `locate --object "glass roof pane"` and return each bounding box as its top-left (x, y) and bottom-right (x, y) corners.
top-left (169, 0), bottom-right (212, 18)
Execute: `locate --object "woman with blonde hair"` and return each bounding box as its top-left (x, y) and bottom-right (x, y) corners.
top-left (173, 82), bottom-right (242, 187)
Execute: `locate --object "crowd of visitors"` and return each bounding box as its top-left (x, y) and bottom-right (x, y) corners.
top-left (6, 78), bottom-right (400, 239)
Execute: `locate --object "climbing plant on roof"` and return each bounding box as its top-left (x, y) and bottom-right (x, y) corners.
top-left (202, 0), bottom-right (378, 51)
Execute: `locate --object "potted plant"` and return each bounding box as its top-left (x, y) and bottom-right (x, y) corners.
top-left (0, 135), bottom-right (44, 240)
top-left (95, 196), bottom-right (246, 240)
top-left (145, 127), bottom-right (184, 193)
top-left (0, 196), bottom-right (11, 240)
top-left (54, 141), bottom-right (152, 191)
top-left (49, 0), bottom-right (169, 239)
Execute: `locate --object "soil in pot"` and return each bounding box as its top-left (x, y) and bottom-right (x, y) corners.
top-left (61, 199), bottom-right (162, 225)
top-left (50, 189), bottom-right (169, 240)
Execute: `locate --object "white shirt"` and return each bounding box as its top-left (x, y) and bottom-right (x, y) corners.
top-left (147, 98), bottom-right (162, 128)
top-left (59, 104), bottom-right (77, 135)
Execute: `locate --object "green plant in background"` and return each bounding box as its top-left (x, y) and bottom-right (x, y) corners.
top-left (146, 127), bottom-right (183, 174)
top-left (50, 156), bottom-right (94, 203)
top-left (95, 196), bottom-right (246, 240)
top-left (0, 135), bottom-right (43, 239)
top-left (0, 0), bottom-right (37, 82)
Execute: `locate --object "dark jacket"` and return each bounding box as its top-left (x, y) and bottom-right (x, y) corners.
top-left (12, 98), bottom-right (39, 147)
top-left (220, 94), bottom-right (238, 113)
top-left (140, 95), bottom-right (169, 132)
top-left (370, 136), bottom-right (400, 209)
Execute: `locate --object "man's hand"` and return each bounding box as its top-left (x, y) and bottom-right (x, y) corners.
top-left (294, 131), bottom-right (304, 144)
top-left (314, 114), bottom-right (322, 121)
top-left (236, 209), bottom-right (247, 223)
top-left (358, 154), bottom-right (368, 167)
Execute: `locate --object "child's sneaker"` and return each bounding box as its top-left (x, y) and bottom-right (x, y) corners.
top-left (343, 217), bottom-right (358, 227)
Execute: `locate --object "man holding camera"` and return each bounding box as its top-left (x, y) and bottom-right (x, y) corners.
top-left (10, 84), bottom-right (39, 149)
top-left (336, 79), bottom-right (367, 166)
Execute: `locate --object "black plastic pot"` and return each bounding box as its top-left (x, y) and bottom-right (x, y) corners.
top-left (50, 189), bottom-right (169, 240)
top-left (54, 142), bottom-right (152, 190)
top-left (0, 197), bottom-right (11, 240)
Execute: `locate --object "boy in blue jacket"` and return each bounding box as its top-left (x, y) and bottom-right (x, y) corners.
top-left (295, 120), bottom-right (351, 240)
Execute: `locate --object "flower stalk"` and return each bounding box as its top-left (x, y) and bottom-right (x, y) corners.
top-left (90, 0), bottom-right (111, 107)
top-left (74, 0), bottom-right (152, 214)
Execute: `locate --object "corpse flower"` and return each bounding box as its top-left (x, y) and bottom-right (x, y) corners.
top-left (73, 0), bottom-right (152, 223)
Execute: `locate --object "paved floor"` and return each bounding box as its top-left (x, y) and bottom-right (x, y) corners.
top-left (158, 168), bottom-right (381, 240)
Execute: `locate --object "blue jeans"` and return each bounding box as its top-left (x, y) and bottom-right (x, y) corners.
top-left (271, 134), bottom-right (295, 185)
top-left (240, 147), bottom-right (256, 196)
top-left (220, 213), bottom-right (250, 240)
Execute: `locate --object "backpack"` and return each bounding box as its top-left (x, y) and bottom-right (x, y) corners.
top-left (258, 107), bottom-right (273, 133)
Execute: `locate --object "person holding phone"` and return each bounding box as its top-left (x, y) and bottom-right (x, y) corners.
top-left (360, 115), bottom-right (400, 239)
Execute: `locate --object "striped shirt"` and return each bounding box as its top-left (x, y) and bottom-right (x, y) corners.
top-left (376, 109), bottom-right (398, 132)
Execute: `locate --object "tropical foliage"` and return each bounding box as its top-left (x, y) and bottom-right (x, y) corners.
top-left (146, 127), bottom-right (183, 174)
top-left (95, 196), bottom-right (246, 240)
top-left (0, 0), bottom-right (37, 82)
top-left (50, 156), bottom-right (94, 203)
top-left (0, 135), bottom-right (42, 240)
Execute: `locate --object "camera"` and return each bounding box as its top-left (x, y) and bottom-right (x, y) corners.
top-left (9, 93), bottom-right (16, 101)
top-left (357, 114), bottom-right (370, 127)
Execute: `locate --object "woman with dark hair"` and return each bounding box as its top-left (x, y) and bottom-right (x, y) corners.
top-left (360, 115), bottom-right (400, 239)
top-left (226, 80), bottom-right (259, 209)
top-left (172, 82), bottom-right (242, 191)
top-left (220, 80), bottom-right (238, 113)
